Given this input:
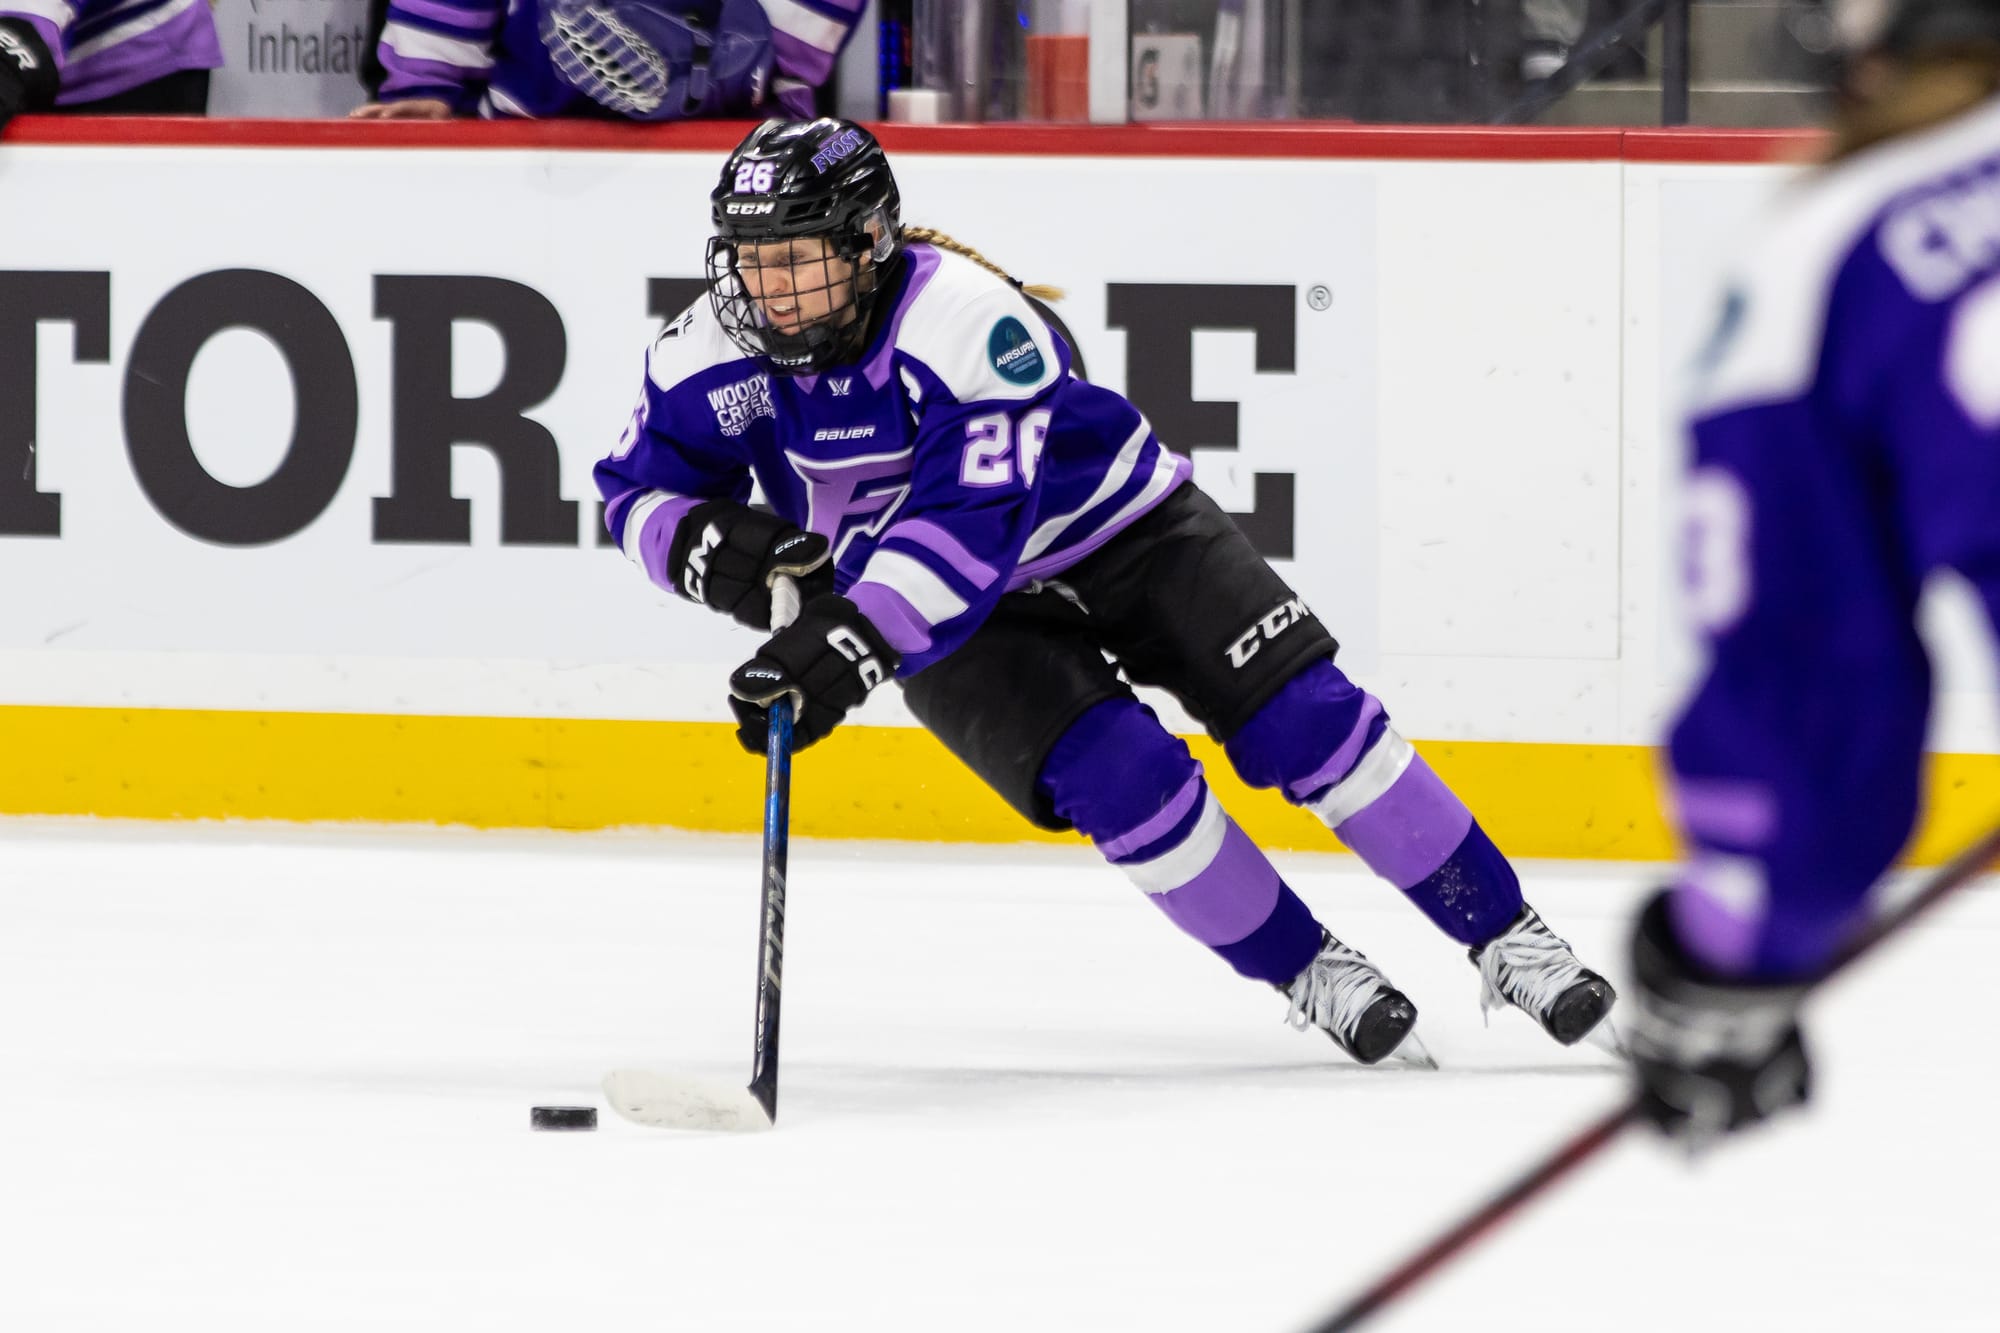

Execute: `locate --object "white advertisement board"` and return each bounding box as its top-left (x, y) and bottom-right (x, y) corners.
top-left (0, 145), bottom-right (1383, 727)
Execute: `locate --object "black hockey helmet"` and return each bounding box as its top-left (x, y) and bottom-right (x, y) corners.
top-left (706, 118), bottom-right (903, 373)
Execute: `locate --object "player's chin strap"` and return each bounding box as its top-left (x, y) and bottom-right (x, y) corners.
top-left (1305, 815), bottom-right (2000, 1332)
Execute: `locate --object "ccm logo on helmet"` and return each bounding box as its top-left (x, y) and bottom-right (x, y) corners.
top-left (726, 201), bottom-right (777, 216)
top-left (1225, 597), bottom-right (1311, 669)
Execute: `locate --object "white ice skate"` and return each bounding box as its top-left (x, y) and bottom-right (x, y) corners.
top-left (1471, 906), bottom-right (1621, 1053)
top-left (1283, 930), bottom-right (1435, 1068)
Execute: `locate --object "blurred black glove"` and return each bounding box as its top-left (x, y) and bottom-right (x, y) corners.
top-left (729, 596), bottom-right (898, 753)
top-left (0, 21), bottom-right (59, 129)
top-left (1627, 889), bottom-right (1812, 1146)
top-left (667, 499), bottom-right (833, 631)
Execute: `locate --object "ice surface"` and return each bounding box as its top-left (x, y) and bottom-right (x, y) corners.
top-left (1, 819), bottom-right (1993, 1331)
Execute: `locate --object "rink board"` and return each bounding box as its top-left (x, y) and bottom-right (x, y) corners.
top-left (0, 121), bottom-right (1993, 857)
top-left (1, 703), bottom-right (1994, 865)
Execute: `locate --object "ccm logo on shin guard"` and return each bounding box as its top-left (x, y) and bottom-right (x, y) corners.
top-left (826, 625), bottom-right (888, 689)
top-left (1225, 597), bottom-right (1311, 669)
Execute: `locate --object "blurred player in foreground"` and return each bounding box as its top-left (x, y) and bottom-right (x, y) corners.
top-left (1630, 0), bottom-right (2000, 1140)
top-left (596, 118), bottom-right (1620, 1066)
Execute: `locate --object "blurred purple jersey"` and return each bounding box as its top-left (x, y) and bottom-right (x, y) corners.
top-left (594, 243), bottom-right (1190, 675)
top-left (1, 0), bottom-right (220, 105)
top-left (1667, 97), bottom-right (2000, 980)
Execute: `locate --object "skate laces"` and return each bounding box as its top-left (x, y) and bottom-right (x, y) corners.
top-left (1286, 937), bottom-right (1395, 1041)
top-left (1478, 911), bottom-right (1589, 1022)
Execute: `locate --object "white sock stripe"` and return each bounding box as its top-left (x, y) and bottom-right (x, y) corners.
top-left (1120, 792), bottom-right (1228, 896)
top-left (1309, 728), bottom-right (1415, 829)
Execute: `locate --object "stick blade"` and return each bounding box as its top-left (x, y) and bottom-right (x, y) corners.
top-left (601, 1069), bottom-right (775, 1133)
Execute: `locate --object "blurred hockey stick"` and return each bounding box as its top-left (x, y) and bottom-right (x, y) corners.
top-left (603, 576), bottom-right (804, 1132)
top-left (1307, 815), bottom-right (2000, 1331)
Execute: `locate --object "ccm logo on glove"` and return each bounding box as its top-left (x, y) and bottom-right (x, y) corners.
top-left (728, 597), bottom-right (900, 753)
top-left (666, 499), bottom-right (832, 631)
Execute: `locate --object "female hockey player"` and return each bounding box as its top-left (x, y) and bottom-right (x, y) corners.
top-left (595, 118), bottom-right (1617, 1066)
top-left (1628, 0), bottom-right (2000, 1138)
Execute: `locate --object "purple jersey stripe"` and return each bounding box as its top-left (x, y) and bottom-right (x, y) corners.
top-left (377, 51), bottom-right (480, 100)
top-left (1149, 817), bottom-right (1283, 947)
top-left (388, 0), bottom-right (498, 25)
top-left (769, 28), bottom-right (834, 88)
top-left (54, 1), bottom-right (218, 104)
top-left (792, 0), bottom-right (866, 18)
top-left (1331, 756), bottom-right (1475, 890)
top-left (634, 495), bottom-right (702, 594)
top-left (71, 0), bottom-right (180, 47)
top-left (602, 486), bottom-right (646, 541)
top-left (1012, 455), bottom-right (1190, 585)
top-left (849, 580), bottom-right (933, 657)
top-left (879, 518), bottom-right (1000, 591)
top-left (380, 7), bottom-right (493, 42)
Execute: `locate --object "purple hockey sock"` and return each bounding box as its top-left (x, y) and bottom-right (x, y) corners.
top-left (1228, 659), bottom-right (1523, 947)
top-left (1040, 697), bottom-right (1322, 985)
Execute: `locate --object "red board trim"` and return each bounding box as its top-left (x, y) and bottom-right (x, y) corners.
top-left (1, 116), bottom-right (1823, 163)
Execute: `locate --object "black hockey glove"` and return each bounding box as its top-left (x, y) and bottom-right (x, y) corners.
top-left (728, 596), bottom-right (899, 754)
top-left (0, 20), bottom-right (60, 128)
top-left (667, 499), bottom-right (833, 631)
top-left (1627, 889), bottom-right (1812, 1146)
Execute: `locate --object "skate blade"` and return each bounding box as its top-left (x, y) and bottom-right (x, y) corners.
top-left (1385, 1032), bottom-right (1440, 1070)
top-left (601, 1070), bottom-right (774, 1132)
top-left (1582, 1016), bottom-right (1630, 1060)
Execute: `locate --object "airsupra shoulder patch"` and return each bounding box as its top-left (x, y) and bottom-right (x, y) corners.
top-left (988, 316), bottom-right (1045, 386)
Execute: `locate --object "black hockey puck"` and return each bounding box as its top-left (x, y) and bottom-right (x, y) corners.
top-left (530, 1105), bottom-right (597, 1131)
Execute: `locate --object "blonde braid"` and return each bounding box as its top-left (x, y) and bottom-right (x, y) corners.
top-left (1828, 47), bottom-right (2000, 161)
top-left (902, 227), bottom-right (1066, 303)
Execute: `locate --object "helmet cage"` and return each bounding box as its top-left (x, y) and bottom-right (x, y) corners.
top-left (706, 213), bottom-right (890, 373)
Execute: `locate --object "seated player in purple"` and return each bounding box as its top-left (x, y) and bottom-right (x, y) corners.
top-left (0, 0), bottom-right (220, 125)
top-left (353, 0), bottom-right (853, 121)
top-left (1628, 0), bottom-right (2000, 1139)
top-left (595, 118), bottom-right (1619, 1066)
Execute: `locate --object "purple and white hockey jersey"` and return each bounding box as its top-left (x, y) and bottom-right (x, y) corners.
top-left (1, 0), bottom-right (220, 105)
top-left (594, 243), bottom-right (1191, 676)
top-left (1667, 96), bottom-right (2000, 981)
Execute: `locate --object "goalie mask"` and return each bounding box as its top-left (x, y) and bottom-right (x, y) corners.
top-left (540, 0), bottom-right (772, 121)
top-left (705, 118), bottom-right (904, 374)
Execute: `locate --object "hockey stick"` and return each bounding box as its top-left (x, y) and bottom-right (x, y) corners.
top-left (1307, 816), bottom-right (2000, 1332)
top-left (604, 577), bottom-right (804, 1132)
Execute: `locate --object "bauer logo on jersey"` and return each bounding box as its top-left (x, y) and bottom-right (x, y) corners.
top-left (988, 317), bottom-right (1046, 386)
